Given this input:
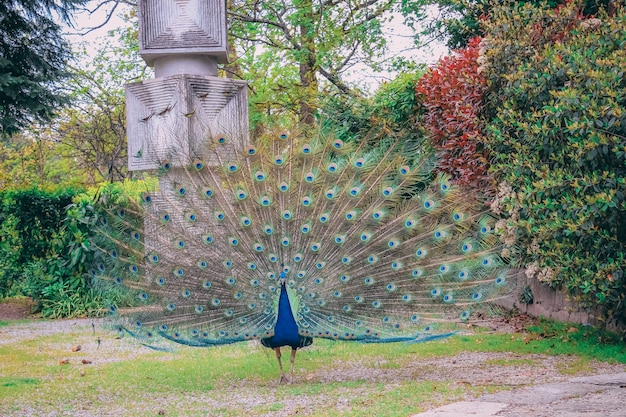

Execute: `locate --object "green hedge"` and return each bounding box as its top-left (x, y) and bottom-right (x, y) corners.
top-left (0, 187), bottom-right (108, 317)
top-left (482, 2), bottom-right (626, 323)
top-left (0, 189), bottom-right (77, 295)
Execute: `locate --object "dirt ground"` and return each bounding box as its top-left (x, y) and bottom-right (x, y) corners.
top-left (0, 298), bottom-right (36, 320)
top-left (1, 300), bottom-right (624, 417)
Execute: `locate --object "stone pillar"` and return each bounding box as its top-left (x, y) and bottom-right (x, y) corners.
top-left (126, 0), bottom-right (249, 171)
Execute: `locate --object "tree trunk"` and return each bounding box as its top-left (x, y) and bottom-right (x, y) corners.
top-left (298, 0), bottom-right (318, 127)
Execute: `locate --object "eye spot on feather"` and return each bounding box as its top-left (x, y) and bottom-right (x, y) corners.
top-left (496, 275), bottom-right (507, 286)
top-left (236, 189), bottom-right (248, 200)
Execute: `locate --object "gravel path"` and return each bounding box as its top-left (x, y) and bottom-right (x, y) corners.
top-left (0, 318), bottom-right (100, 346)
top-left (2, 316), bottom-right (625, 417)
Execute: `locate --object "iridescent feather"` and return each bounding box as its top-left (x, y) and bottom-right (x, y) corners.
top-left (91, 130), bottom-right (514, 380)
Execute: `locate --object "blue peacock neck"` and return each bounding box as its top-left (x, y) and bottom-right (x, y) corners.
top-left (260, 273), bottom-right (312, 349)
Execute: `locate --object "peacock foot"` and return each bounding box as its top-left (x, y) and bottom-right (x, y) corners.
top-left (279, 374), bottom-right (291, 384)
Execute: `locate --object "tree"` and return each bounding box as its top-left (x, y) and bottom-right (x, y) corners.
top-left (88, 0), bottom-right (431, 129)
top-left (229, 0), bottom-right (429, 126)
top-left (422, 0), bottom-right (619, 49)
top-left (0, 0), bottom-right (87, 136)
top-left (52, 14), bottom-right (150, 184)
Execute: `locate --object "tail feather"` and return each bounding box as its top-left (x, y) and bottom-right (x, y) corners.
top-left (92, 130), bottom-right (515, 348)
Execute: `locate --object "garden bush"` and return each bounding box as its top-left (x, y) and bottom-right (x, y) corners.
top-left (0, 183), bottom-right (152, 317)
top-left (0, 188), bottom-right (77, 297)
top-left (416, 37), bottom-right (492, 189)
top-left (482, 2), bottom-right (626, 323)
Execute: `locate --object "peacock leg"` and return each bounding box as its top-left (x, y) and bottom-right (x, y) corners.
top-left (275, 347), bottom-right (289, 384)
top-left (289, 348), bottom-right (297, 383)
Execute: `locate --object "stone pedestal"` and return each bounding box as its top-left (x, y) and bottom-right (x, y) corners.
top-left (126, 0), bottom-right (249, 172)
top-left (126, 75), bottom-right (248, 170)
top-left (138, 0), bottom-right (228, 70)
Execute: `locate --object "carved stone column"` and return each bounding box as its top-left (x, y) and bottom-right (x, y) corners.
top-left (126, 0), bottom-right (249, 171)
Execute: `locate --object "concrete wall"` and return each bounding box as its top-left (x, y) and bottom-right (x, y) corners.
top-left (500, 270), bottom-right (624, 333)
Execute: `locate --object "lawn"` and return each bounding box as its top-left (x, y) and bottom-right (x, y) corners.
top-left (0, 317), bottom-right (624, 416)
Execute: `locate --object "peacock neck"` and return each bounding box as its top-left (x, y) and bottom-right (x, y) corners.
top-left (277, 282), bottom-right (297, 327)
top-left (271, 281), bottom-right (301, 344)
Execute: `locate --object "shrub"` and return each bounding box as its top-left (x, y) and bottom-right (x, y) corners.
top-left (0, 184), bottom-right (147, 317)
top-left (416, 37), bottom-right (492, 189)
top-left (320, 72), bottom-right (426, 149)
top-left (483, 2), bottom-right (626, 323)
top-left (0, 188), bottom-right (77, 296)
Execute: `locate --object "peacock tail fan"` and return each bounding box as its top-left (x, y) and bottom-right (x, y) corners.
top-left (91, 129), bottom-right (516, 349)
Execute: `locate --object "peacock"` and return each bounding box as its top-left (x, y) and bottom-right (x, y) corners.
top-left (91, 129), bottom-right (514, 383)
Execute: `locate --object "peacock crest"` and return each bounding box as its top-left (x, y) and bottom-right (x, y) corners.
top-left (92, 129), bottom-right (513, 381)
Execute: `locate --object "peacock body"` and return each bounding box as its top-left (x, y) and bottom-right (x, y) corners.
top-left (92, 130), bottom-right (513, 381)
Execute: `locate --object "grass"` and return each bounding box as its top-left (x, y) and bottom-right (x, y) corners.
top-left (0, 318), bottom-right (624, 416)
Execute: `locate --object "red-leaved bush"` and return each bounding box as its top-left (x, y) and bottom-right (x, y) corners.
top-left (416, 37), bottom-right (491, 190)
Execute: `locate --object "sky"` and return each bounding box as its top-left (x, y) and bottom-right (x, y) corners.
top-left (64, 1), bottom-right (449, 93)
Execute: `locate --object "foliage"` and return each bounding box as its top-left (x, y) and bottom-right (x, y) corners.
top-left (0, 134), bottom-right (52, 189)
top-left (0, 188), bottom-right (78, 296)
top-left (483, 2), bottom-right (626, 323)
top-left (0, 129), bottom-right (95, 189)
top-left (51, 13), bottom-right (149, 184)
top-left (0, 187), bottom-right (118, 317)
top-left (234, 43), bottom-right (303, 135)
top-left (0, 0), bottom-right (87, 136)
top-left (320, 72), bottom-right (426, 148)
top-left (424, 0), bottom-right (617, 49)
top-left (416, 37), bottom-right (491, 189)
top-left (228, 0), bottom-right (429, 126)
